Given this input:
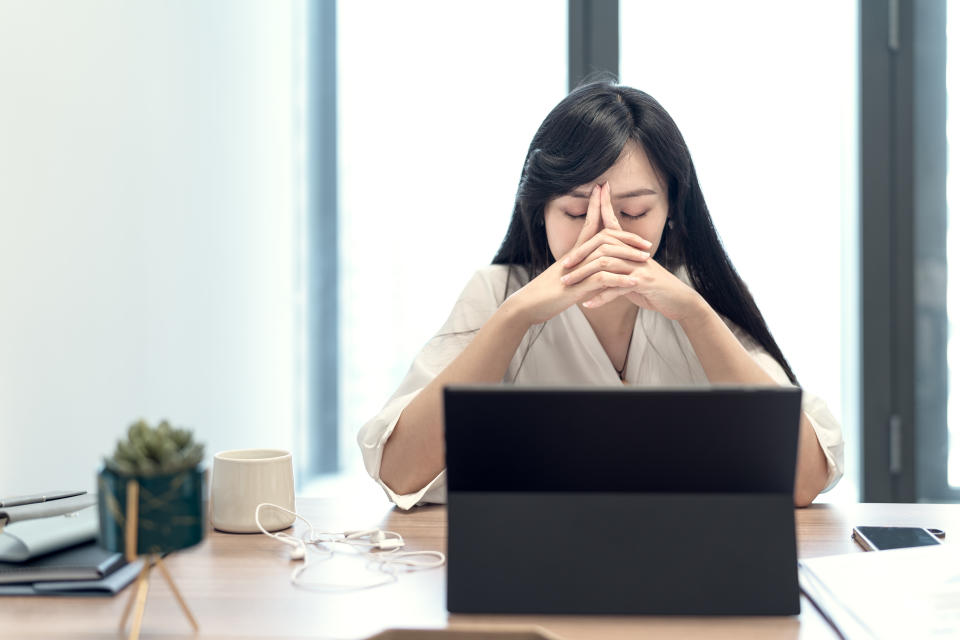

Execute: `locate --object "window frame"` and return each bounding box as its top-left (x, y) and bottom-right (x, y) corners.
top-left (862, 0), bottom-right (958, 502)
top-left (306, 0), bottom-right (340, 477)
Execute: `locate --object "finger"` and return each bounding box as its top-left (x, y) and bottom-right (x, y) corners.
top-left (561, 256), bottom-right (634, 288)
top-left (561, 248), bottom-right (649, 287)
top-left (571, 271), bottom-right (638, 299)
top-left (582, 243), bottom-right (651, 267)
top-left (604, 229), bottom-right (653, 250)
top-left (582, 286), bottom-right (634, 309)
top-left (563, 233), bottom-right (606, 269)
top-left (563, 228), bottom-right (652, 268)
top-left (573, 184), bottom-right (602, 248)
top-left (599, 182), bottom-right (622, 231)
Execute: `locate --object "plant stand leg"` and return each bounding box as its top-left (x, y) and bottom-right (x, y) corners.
top-left (155, 555), bottom-right (199, 631)
top-left (118, 559), bottom-right (151, 632)
top-left (127, 556), bottom-right (153, 640)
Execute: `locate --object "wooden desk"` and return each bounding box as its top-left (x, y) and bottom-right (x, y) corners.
top-left (4, 498), bottom-right (959, 639)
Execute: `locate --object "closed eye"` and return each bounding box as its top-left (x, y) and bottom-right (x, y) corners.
top-left (621, 211), bottom-right (648, 220)
top-left (564, 211), bottom-right (587, 219)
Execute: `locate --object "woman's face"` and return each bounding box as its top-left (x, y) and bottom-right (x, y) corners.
top-left (543, 141), bottom-right (668, 262)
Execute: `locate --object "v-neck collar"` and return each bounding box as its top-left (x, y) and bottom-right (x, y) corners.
top-left (568, 304), bottom-right (643, 384)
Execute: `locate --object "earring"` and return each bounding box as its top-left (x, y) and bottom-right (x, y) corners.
top-left (667, 218), bottom-right (675, 231)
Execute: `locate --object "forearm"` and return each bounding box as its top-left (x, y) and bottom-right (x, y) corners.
top-left (379, 297), bottom-right (531, 496)
top-left (793, 413), bottom-right (829, 506)
top-left (678, 297), bottom-right (829, 506)
top-left (677, 296), bottom-right (777, 385)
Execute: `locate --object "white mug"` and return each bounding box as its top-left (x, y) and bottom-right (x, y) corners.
top-left (210, 449), bottom-right (295, 533)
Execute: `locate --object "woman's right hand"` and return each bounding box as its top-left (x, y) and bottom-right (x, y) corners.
top-left (506, 183), bottom-right (654, 326)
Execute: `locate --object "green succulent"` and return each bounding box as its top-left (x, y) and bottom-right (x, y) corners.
top-left (105, 419), bottom-right (204, 477)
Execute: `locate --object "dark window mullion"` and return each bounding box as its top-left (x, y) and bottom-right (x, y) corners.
top-left (891, 0), bottom-right (917, 502)
top-left (569, 0), bottom-right (619, 91)
top-left (861, 0), bottom-right (901, 502)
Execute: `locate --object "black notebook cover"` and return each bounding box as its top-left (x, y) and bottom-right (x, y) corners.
top-left (0, 541), bottom-right (123, 584)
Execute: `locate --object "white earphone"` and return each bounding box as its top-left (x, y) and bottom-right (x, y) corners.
top-left (254, 503), bottom-right (445, 591)
top-left (254, 503), bottom-right (311, 560)
top-left (342, 528), bottom-right (405, 550)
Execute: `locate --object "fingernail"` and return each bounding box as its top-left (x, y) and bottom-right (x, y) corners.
top-left (583, 300), bottom-right (593, 308)
top-left (560, 275), bottom-right (569, 284)
top-left (640, 251), bottom-right (650, 259)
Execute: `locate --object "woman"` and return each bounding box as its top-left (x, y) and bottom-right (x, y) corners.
top-left (358, 81), bottom-right (843, 510)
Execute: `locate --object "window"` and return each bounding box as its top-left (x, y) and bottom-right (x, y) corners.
top-left (620, 0), bottom-right (860, 499)
top-left (337, 1), bottom-right (567, 474)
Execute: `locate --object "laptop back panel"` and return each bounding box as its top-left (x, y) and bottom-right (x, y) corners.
top-left (443, 386), bottom-right (802, 615)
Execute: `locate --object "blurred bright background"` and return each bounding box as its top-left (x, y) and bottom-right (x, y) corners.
top-left (3, 0), bottom-right (955, 504)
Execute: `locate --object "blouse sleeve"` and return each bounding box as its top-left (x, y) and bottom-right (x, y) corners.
top-left (356, 267), bottom-right (510, 510)
top-left (725, 321), bottom-right (845, 493)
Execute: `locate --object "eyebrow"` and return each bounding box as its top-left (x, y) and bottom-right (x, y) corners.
top-left (569, 187), bottom-right (658, 199)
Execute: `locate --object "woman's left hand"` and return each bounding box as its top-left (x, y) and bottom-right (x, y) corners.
top-left (616, 257), bottom-right (703, 321)
top-left (560, 182), bottom-right (705, 322)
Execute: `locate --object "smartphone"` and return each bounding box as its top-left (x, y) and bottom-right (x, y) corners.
top-left (852, 525), bottom-right (942, 551)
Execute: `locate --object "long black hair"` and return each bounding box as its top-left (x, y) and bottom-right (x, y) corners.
top-left (492, 81), bottom-right (798, 385)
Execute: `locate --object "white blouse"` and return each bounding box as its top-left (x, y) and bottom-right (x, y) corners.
top-left (358, 264), bottom-right (844, 510)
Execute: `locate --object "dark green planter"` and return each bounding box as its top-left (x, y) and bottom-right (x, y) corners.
top-left (98, 465), bottom-right (206, 556)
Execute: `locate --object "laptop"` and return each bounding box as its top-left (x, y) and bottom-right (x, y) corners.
top-left (443, 385), bottom-right (802, 616)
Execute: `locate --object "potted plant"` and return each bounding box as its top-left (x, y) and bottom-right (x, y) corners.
top-left (98, 419), bottom-right (206, 556)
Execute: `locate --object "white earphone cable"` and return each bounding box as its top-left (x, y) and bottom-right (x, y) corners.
top-left (254, 502), bottom-right (446, 591)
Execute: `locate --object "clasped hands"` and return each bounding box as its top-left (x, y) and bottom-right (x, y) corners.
top-left (562, 182), bottom-right (703, 320)
top-left (511, 182), bottom-right (704, 327)
top-left (508, 184), bottom-right (704, 325)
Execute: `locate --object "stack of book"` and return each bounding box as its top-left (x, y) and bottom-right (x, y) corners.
top-left (0, 490), bottom-right (142, 596)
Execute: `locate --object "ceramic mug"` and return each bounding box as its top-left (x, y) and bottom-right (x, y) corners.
top-left (210, 449), bottom-right (295, 533)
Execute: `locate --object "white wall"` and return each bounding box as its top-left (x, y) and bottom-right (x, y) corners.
top-left (0, 0), bottom-right (299, 494)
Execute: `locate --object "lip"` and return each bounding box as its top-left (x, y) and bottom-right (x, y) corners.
top-left (214, 449), bottom-right (290, 463)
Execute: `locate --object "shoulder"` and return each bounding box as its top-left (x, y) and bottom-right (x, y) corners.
top-left (436, 264), bottom-right (529, 336)
top-left (461, 264), bottom-right (530, 306)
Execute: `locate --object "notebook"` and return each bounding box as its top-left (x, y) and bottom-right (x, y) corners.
top-left (799, 544), bottom-right (960, 639)
top-left (0, 557), bottom-right (143, 597)
top-left (0, 540), bottom-right (123, 584)
top-left (444, 385), bottom-right (802, 616)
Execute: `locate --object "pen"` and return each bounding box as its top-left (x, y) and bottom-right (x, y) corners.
top-left (0, 490), bottom-right (86, 508)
